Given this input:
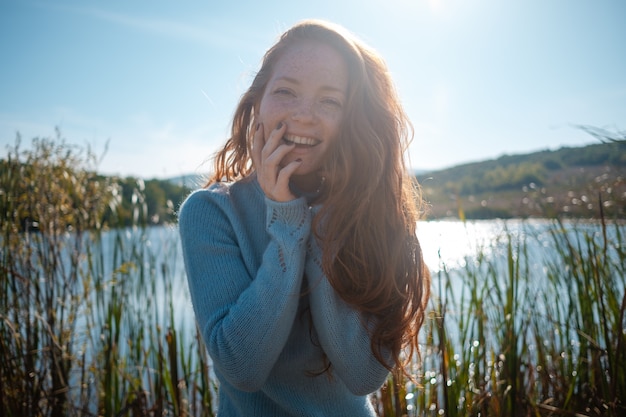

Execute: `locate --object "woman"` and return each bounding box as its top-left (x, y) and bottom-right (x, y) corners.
top-left (178, 19), bottom-right (430, 416)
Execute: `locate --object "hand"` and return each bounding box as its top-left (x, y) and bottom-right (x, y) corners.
top-left (251, 121), bottom-right (302, 202)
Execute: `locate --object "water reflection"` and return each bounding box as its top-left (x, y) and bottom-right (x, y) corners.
top-left (417, 219), bottom-right (510, 272)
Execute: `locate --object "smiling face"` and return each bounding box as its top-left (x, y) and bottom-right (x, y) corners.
top-left (256, 40), bottom-right (349, 182)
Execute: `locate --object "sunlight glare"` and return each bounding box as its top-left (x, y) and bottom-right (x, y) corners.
top-left (428, 0), bottom-right (445, 14)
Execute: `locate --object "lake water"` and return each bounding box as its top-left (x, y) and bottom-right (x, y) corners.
top-left (129, 218), bottom-right (623, 334)
top-left (143, 220), bottom-right (522, 319)
top-left (83, 220), bottom-right (521, 340)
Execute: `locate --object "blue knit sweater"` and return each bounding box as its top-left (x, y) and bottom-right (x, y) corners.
top-left (178, 174), bottom-right (390, 416)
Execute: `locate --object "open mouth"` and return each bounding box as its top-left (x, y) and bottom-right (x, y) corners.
top-left (283, 134), bottom-right (320, 147)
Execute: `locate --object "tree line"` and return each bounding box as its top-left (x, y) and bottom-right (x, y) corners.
top-left (1, 134), bottom-right (192, 232)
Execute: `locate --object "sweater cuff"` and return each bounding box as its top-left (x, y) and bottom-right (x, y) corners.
top-left (265, 197), bottom-right (310, 229)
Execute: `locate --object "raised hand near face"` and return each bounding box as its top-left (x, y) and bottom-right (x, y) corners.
top-left (251, 121), bottom-right (303, 202)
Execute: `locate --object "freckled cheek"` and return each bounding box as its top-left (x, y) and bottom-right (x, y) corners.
top-left (259, 102), bottom-right (294, 132)
top-left (320, 111), bottom-right (343, 139)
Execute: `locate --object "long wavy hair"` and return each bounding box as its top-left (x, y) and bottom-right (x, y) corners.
top-left (208, 20), bottom-right (430, 376)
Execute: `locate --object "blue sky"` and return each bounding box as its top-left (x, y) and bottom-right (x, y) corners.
top-left (1, 0), bottom-right (625, 179)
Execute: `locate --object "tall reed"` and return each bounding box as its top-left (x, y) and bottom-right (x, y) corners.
top-left (1, 135), bottom-right (216, 416)
top-left (380, 217), bottom-right (625, 416)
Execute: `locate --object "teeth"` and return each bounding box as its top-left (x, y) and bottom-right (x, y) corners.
top-left (284, 134), bottom-right (319, 146)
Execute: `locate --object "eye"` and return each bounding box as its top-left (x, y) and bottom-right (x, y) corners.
top-left (321, 97), bottom-right (342, 108)
top-left (273, 88), bottom-right (295, 97)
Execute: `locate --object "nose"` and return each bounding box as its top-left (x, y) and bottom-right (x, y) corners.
top-left (291, 98), bottom-right (316, 123)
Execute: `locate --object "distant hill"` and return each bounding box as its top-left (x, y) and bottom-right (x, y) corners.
top-left (162, 142), bottom-right (626, 220)
top-left (415, 142), bottom-right (626, 219)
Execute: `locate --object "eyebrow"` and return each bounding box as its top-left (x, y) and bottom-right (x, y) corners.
top-left (274, 76), bottom-right (346, 94)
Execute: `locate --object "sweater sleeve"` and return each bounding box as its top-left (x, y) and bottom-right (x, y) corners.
top-left (178, 189), bottom-right (311, 392)
top-left (305, 235), bottom-right (391, 396)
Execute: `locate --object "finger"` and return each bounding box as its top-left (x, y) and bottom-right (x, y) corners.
top-left (251, 122), bottom-right (263, 170)
top-left (264, 140), bottom-right (295, 169)
top-left (275, 159), bottom-right (303, 198)
top-left (263, 122), bottom-right (296, 168)
top-left (262, 122), bottom-right (295, 173)
top-left (261, 121), bottom-right (287, 159)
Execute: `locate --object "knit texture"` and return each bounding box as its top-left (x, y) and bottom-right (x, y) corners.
top-left (178, 175), bottom-right (389, 416)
